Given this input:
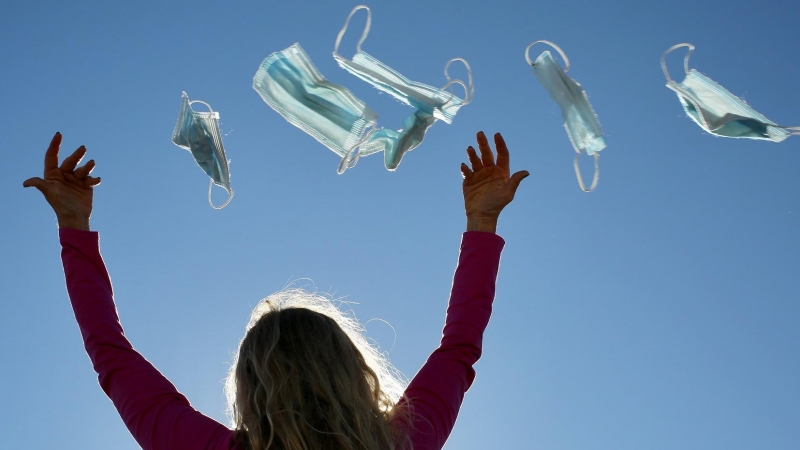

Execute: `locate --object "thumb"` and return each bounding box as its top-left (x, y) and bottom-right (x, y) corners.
top-left (508, 170), bottom-right (530, 193)
top-left (23, 177), bottom-right (46, 190)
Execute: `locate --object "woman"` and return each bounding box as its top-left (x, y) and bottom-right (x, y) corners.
top-left (24, 131), bottom-right (528, 450)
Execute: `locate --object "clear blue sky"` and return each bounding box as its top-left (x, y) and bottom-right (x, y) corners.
top-left (3, 0), bottom-right (799, 449)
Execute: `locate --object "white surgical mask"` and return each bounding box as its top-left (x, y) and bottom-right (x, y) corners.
top-left (662, 43), bottom-right (799, 142)
top-left (171, 92), bottom-right (234, 209)
top-left (333, 5), bottom-right (474, 170)
top-left (526, 40), bottom-right (606, 192)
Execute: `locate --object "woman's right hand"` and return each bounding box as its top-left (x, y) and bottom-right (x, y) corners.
top-left (460, 131), bottom-right (529, 234)
top-left (23, 132), bottom-right (101, 231)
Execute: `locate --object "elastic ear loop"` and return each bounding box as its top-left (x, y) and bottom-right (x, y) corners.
top-left (337, 124), bottom-right (378, 174)
top-left (208, 180), bottom-right (234, 209)
top-left (442, 58), bottom-right (474, 106)
top-left (565, 122), bottom-right (600, 193)
top-left (525, 40), bottom-right (570, 71)
top-left (573, 152), bottom-right (599, 193)
top-left (660, 43), bottom-right (694, 84)
top-left (188, 99), bottom-right (218, 116)
top-left (660, 43), bottom-right (719, 132)
top-left (189, 100), bottom-right (234, 208)
top-left (333, 5), bottom-right (372, 58)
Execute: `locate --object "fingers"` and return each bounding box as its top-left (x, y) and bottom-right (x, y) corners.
top-left (60, 146), bottom-right (87, 172)
top-left (460, 162), bottom-right (474, 180)
top-left (495, 133), bottom-right (510, 171)
top-left (509, 170), bottom-right (530, 193)
top-left (476, 131), bottom-right (495, 167)
top-left (467, 146), bottom-right (483, 171)
top-left (73, 159), bottom-right (96, 179)
top-left (85, 176), bottom-right (102, 186)
top-left (22, 177), bottom-right (45, 190)
top-left (44, 132), bottom-right (62, 174)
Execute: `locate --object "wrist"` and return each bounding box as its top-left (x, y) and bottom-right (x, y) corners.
top-left (466, 215), bottom-right (498, 234)
top-left (57, 214), bottom-right (90, 231)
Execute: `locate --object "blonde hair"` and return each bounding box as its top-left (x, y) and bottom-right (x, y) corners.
top-left (225, 289), bottom-right (411, 450)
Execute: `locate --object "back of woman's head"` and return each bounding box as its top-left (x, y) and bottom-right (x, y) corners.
top-left (225, 289), bottom-right (409, 450)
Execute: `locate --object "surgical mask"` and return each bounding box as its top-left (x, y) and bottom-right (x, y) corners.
top-left (171, 92), bottom-right (234, 209)
top-left (253, 43), bottom-right (379, 173)
top-left (526, 40), bottom-right (605, 192)
top-left (333, 5), bottom-right (474, 170)
top-left (661, 43), bottom-right (799, 142)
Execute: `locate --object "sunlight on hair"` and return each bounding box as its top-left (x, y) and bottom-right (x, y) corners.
top-left (224, 287), bottom-right (408, 426)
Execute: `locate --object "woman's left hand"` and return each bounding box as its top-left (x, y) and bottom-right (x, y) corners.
top-left (23, 132), bottom-right (101, 231)
top-left (461, 131), bottom-right (528, 233)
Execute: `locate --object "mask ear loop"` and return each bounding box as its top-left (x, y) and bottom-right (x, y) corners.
top-left (565, 124), bottom-right (599, 192)
top-left (441, 58), bottom-right (474, 106)
top-left (337, 125), bottom-right (377, 174)
top-left (660, 43), bottom-right (695, 83)
top-left (525, 40), bottom-right (571, 72)
top-left (188, 100), bottom-right (219, 118)
top-left (660, 43), bottom-right (718, 132)
top-left (333, 5), bottom-right (372, 58)
top-left (208, 181), bottom-right (234, 209)
top-left (574, 152), bottom-right (599, 193)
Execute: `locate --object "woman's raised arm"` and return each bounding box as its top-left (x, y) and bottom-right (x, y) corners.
top-left (393, 132), bottom-right (528, 450)
top-left (25, 133), bottom-right (235, 449)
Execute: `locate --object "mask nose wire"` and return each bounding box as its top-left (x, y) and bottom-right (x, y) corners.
top-left (525, 40), bottom-right (571, 72)
top-left (574, 152), bottom-right (599, 193)
top-left (333, 5), bottom-right (372, 58)
top-left (661, 43), bottom-right (695, 83)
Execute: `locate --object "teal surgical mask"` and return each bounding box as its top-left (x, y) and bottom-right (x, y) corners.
top-left (526, 41), bottom-right (605, 193)
top-left (333, 5), bottom-right (474, 170)
top-left (253, 43), bottom-right (379, 173)
top-left (662, 43), bottom-right (799, 142)
top-left (171, 92), bottom-right (234, 209)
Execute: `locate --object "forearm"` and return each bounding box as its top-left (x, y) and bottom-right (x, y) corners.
top-left (60, 229), bottom-right (234, 449)
top-left (397, 232), bottom-right (504, 449)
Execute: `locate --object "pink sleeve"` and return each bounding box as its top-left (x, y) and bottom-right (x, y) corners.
top-left (393, 231), bottom-right (504, 450)
top-left (59, 228), bottom-right (236, 450)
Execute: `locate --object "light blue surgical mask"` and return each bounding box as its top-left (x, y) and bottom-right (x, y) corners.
top-left (526, 40), bottom-right (606, 192)
top-left (662, 43), bottom-right (799, 142)
top-left (333, 5), bottom-right (474, 170)
top-left (171, 92), bottom-right (234, 209)
top-left (253, 43), bottom-right (379, 173)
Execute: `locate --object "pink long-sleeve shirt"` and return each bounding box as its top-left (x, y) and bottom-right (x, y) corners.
top-left (60, 228), bottom-right (504, 450)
